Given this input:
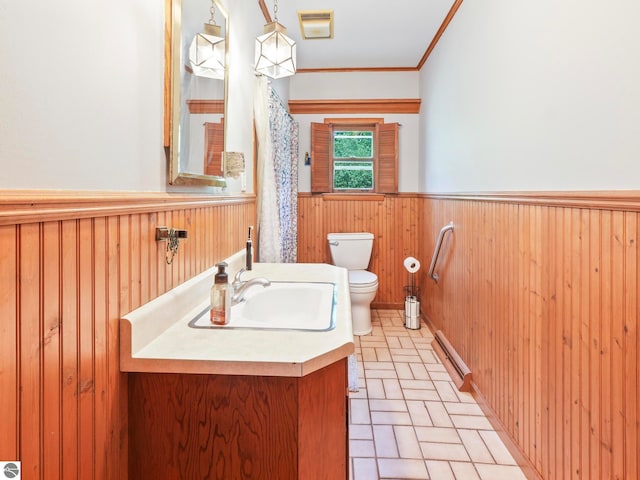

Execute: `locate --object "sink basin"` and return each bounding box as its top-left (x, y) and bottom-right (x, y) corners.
top-left (189, 281), bottom-right (336, 331)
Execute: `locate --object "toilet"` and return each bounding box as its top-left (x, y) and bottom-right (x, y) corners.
top-left (327, 232), bottom-right (379, 335)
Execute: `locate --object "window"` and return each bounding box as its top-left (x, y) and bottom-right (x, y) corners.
top-left (333, 128), bottom-right (374, 190)
top-left (310, 119), bottom-right (398, 194)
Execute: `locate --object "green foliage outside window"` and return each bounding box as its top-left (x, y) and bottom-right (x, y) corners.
top-left (333, 131), bottom-right (373, 158)
top-left (334, 161), bottom-right (373, 189)
top-left (333, 130), bottom-right (374, 189)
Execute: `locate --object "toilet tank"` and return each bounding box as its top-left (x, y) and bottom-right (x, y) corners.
top-left (327, 232), bottom-right (374, 270)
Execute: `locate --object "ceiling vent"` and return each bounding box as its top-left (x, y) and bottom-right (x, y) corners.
top-left (298, 10), bottom-right (333, 39)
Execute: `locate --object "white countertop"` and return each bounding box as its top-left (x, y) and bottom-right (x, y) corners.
top-left (120, 255), bottom-right (355, 377)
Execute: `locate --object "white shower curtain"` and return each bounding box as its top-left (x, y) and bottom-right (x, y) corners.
top-left (253, 76), bottom-right (279, 262)
top-left (253, 76), bottom-right (299, 263)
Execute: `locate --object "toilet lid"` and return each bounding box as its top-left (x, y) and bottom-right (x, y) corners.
top-left (349, 270), bottom-right (378, 287)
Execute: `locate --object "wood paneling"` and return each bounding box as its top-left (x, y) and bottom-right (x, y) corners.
top-left (418, 194), bottom-right (640, 480)
top-left (0, 194), bottom-right (256, 480)
top-left (0, 190), bottom-right (254, 225)
top-left (6, 188), bottom-right (639, 480)
top-left (298, 193), bottom-right (421, 308)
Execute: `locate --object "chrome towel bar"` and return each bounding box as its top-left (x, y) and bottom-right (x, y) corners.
top-left (428, 221), bottom-right (454, 283)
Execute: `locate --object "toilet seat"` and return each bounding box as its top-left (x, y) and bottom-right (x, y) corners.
top-left (348, 270), bottom-right (378, 291)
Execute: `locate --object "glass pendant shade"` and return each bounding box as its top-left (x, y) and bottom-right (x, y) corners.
top-left (189, 23), bottom-right (225, 80)
top-left (255, 22), bottom-right (297, 79)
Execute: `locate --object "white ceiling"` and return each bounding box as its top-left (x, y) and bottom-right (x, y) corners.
top-left (262, 0), bottom-right (458, 70)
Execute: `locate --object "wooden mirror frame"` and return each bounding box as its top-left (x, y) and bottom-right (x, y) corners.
top-left (164, 0), bottom-right (229, 187)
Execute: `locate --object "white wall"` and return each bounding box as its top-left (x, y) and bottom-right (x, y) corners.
top-left (290, 72), bottom-right (421, 192)
top-left (290, 71), bottom-right (419, 100)
top-left (0, 0), bottom-right (262, 193)
top-left (222, 0), bottom-right (265, 193)
top-left (419, 0), bottom-right (640, 192)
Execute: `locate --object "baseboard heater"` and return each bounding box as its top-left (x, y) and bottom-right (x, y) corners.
top-left (431, 330), bottom-right (472, 392)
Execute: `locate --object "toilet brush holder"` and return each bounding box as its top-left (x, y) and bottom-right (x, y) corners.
top-left (405, 296), bottom-right (420, 330)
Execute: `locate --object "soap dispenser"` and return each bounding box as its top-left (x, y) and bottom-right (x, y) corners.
top-left (210, 262), bottom-right (230, 325)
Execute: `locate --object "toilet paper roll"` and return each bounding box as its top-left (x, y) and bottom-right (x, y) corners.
top-left (404, 256), bottom-right (421, 273)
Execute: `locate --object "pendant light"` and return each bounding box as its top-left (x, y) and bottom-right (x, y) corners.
top-left (255, 0), bottom-right (297, 79)
top-left (189, 0), bottom-right (225, 80)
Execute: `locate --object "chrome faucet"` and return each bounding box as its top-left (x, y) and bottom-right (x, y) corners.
top-left (231, 269), bottom-right (270, 305)
top-left (233, 268), bottom-right (247, 289)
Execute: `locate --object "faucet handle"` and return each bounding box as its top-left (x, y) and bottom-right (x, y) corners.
top-left (233, 268), bottom-right (246, 286)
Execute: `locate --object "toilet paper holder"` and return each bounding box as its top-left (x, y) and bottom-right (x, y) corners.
top-left (403, 256), bottom-right (421, 329)
top-left (403, 256), bottom-right (421, 273)
top-left (403, 256), bottom-right (420, 296)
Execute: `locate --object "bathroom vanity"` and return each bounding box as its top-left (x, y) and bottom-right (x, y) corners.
top-left (121, 259), bottom-right (354, 480)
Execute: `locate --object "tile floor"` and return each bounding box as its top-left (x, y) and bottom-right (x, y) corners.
top-left (349, 310), bottom-right (527, 480)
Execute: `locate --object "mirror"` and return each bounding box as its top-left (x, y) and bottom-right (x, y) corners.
top-left (165, 0), bottom-right (228, 187)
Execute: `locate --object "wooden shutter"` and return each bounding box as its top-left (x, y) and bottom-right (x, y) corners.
top-left (204, 120), bottom-right (224, 176)
top-left (310, 122), bottom-right (332, 193)
top-left (376, 122), bottom-right (398, 193)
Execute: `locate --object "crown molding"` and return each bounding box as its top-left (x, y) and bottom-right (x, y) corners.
top-left (417, 0), bottom-right (464, 70)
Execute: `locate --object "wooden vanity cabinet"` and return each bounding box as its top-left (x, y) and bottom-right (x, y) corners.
top-left (128, 358), bottom-right (349, 480)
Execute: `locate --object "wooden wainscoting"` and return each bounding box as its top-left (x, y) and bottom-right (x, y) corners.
top-left (0, 192), bottom-right (256, 480)
top-left (298, 193), bottom-right (422, 308)
top-left (418, 193), bottom-right (639, 480)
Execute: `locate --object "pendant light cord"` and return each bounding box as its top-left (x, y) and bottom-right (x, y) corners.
top-left (209, 0), bottom-right (217, 26)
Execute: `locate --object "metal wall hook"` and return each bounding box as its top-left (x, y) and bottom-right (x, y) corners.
top-left (156, 227), bottom-right (188, 241)
top-left (156, 227), bottom-right (188, 264)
